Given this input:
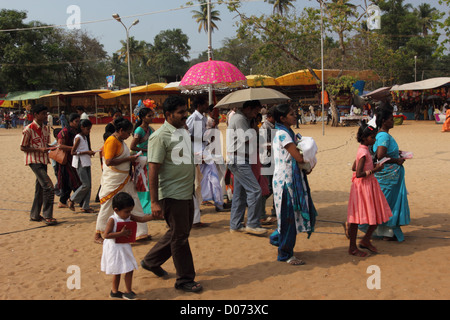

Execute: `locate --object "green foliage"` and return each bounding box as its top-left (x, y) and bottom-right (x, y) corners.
top-left (0, 9), bottom-right (107, 92)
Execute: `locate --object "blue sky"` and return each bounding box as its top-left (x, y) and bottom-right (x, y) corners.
top-left (0, 0), bottom-right (447, 59)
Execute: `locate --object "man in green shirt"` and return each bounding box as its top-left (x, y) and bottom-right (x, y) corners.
top-left (141, 95), bottom-right (202, 293)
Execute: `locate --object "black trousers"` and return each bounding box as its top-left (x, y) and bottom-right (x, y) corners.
top-left (143, 198), bottom-right (195, 285)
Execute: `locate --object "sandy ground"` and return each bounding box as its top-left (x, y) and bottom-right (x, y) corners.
top-left (0, 119), bottom-right (449, 301)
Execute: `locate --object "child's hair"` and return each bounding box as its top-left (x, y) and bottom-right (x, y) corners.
top-left (80, 119), bottom-right (92, 128)
top-left (357, 120), bottom-right (377, 143)
top-left (53, 128), bottom-right (62, 139)
top-left (273, 104), bottom-right (292, 123)
top-left (112, 192), bottom-right (135, 211)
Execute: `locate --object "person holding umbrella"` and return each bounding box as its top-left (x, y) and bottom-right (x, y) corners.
top-left (226, 99), bottom-right (266, 236)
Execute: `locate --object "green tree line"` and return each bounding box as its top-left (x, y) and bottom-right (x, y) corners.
top-left (0, 0), bottom-right (449, 93)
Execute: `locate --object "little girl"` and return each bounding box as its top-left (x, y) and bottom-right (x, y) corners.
top-left (69, 119), bottom-right (96, 213)
top-left (269, 104), bottom-right (317, 266)
top-left (347, 121), bottom-right (392, 257)
top-left (101, 192), bottom-right (155, 300)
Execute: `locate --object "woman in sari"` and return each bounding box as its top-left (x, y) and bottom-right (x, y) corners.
top-left (130, 107), bottom-right (155, 214)
top-left (94, 117), bottom-right (150, 244)
top-left (369, 107), bottom-right (410, 242)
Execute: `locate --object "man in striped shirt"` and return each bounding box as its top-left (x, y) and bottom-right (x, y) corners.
top-left (20, 104), bottom-right (57, 225)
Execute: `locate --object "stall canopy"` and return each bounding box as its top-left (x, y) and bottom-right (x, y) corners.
top-left (246, 75), bottom-right (279, 87)
top-left (363, 86), bottom-right (392, 101)
top-left (3, 90), bottom-right (53, 101)
top-left (39, 89), bottom-right (112, 124)
top-left (99, 83), bottom-right (178, 99)
top-left (39, 89), bottom-right (111, 98)
top-left (391, 77), bottom-right (450, 91)
top-left (276, 69), bottom-right (380, 86)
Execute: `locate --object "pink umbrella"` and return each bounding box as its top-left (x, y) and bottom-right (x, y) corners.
top-left (179, 60), bottom-right (247, 91)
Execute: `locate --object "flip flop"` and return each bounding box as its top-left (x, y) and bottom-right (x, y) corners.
top-left (67, 199), bottom-right (75, 211)
top-left (349, 248), bottom-right (368, 257)
top-left (44, 218), bottom-right (58, 226)
top-left (175, 281), bottom-right (203, 293)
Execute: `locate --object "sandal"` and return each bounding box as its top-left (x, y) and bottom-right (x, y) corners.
top-left (349, 248), bottom-right (368, 257)
top-left (30, 215), bottom-right (44, 222)
top-left (81, 208), bottom-right (96, 213)
top-left (67, 199), bottom-right (75, 211)
top-left (175, 281), bottom-right (203, 293)
top-left (286, 256), bottom-right (306, 265)
top-left (44, 218), bottom-right (58, 226)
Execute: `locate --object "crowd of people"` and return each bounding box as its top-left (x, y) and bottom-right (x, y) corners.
top-left (20, 96), bottom-right (411, 299)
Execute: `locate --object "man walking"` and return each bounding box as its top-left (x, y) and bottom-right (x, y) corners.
top-left (20, 104), bottom-right (57, 225)
top-left (141, 96), bottom-right (202, 293)
top-left (226, 100), bottom-right (266, 236)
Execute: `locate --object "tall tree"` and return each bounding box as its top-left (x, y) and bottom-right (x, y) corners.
top-left (147, 29), bottom-right (191, 81)
top-left (191, 0), bottom-right (221, 33)
top-left (376, 0), bottom-right (420, 50)
top-left (0, 9), bottom-right (107, 92)
top-left (324, 0), bottom-right (360, 69)
top-left (415, 3), bottom-right (441, 36)
top-left (265, 0), bottom-right (295, 15)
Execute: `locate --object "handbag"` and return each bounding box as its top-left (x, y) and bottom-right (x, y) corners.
top-left (49, 148), bottom-right (68, 165)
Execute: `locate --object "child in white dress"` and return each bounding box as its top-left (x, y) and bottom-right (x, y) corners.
top-left (101, 192), bottom-right (154, 300)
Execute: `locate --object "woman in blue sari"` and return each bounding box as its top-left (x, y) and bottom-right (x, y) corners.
top-left (370, 107), bottom-right (410, 242)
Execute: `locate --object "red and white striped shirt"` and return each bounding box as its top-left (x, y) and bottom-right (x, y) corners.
top-left (20, 121), bottom-right (51, 165)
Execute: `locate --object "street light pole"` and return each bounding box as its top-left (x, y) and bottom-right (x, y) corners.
top-left (112, 14), bottom-right (139, 121)
top-left (414, 55), bottom-right (417, 82)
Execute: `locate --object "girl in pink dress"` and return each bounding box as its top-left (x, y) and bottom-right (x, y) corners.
top-left (347, 121), bottom-right (392, 257)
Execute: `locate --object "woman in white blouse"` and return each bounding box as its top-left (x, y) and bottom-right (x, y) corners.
top-left (68, 119), bottom-right (96, 213)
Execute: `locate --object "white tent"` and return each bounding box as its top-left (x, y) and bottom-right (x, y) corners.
top-left (391, 77), bottom-right (450, 91)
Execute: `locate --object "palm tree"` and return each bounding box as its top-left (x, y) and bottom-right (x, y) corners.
top-left (265, 0), bottom-right (295, 15)
top-left (191, 0), bottom-right (221, 33)
top-left (115, 36), bottom-right (149, 66)
top-left (415, 3), bottom-right (440, 36)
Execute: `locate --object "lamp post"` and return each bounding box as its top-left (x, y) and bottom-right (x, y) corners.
top-left (414, 55), bottom-right (417, 82)
top-left (112, 13), bottom-right (139, 121)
